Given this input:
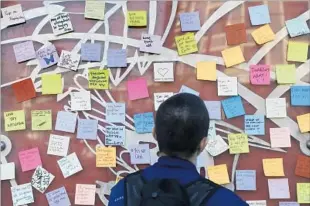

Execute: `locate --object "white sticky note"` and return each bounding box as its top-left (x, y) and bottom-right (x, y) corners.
top-left (206, 135), bottom-right (229, 156)
top-left (0, 162), bottom-right (15, 180)
top-left (268, 178), bottom-right (290, 199)
top-left (154, 63), bottom-right (174, 82)
top-left (57, 153), bottom-right (83, 178)
top-left (31, 166), bottom-right (55, 193)
top-left (50, 13), bottom-right (74, 36)
top-left (246, 200), bottom-right (267, 206)
top-left (55, 111), bottom-right (77, 133)
top-left (140, 33), bottom-right (162, 54)
top-left (129, 144), bottom-right (151, 165)
top-left (47, 134), bottom-right (70, 157)
top-left (11, 183), bottom-right (34, 206)
top-left (270, 127), bottom-right (291, 148)
top-left (70, 91), bottom-right (91, 111)
top-left (217, 77), bottom-right (238, 96)
top-left (13, 41), bottom-right (36, 63)
top-left (266, 98), bottom-right (287, 118)
top-left (1, 4), bottom-right (26, 26)
top-left (154, 92), bottom-right (174, 111)
top-left (57, 50), bottom-right (81, 71)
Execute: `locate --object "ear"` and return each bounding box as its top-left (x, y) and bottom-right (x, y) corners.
top-left (199, 137), bottom-right (207, 153)
top-left (152, 127), bottom-right (157, 141)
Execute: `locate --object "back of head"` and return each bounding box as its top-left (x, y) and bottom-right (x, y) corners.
top-left (155, 93), bottom-right (210, 158)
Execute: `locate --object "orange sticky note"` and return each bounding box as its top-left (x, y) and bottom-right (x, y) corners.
top-left (297, 113), bottom-right (310, 133)
top-left (221, 46), bottom-right (245, 68)
top-left (207, 164), bottom-right (230, 185)
top-left (224, 23), bottom-right (247, 45)
top-left (263, 158), bottom-right (285, 177)
top-left (251, 24), bottom-right (275, 45)
top-left (295, 155), bottom-right (310, 179)
top-left (96, 146), bottom-right (116, 167)
top-left (196, 62), bottom-right (216, 81)
top-left (12, 78), bottom-right (36, 102)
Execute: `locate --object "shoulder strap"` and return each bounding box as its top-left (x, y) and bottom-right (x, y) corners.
top-left (124, 171), bottom-right (145, 206)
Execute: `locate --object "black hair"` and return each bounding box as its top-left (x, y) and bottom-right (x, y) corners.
top-left (155, 93), bottom-right (210, 158)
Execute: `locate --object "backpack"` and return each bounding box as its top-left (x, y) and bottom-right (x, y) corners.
top-left (125, 171), bottom-right (221, 206)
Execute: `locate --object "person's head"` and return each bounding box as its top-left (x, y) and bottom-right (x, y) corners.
top-left (153, 93), bottom-right (210, 160)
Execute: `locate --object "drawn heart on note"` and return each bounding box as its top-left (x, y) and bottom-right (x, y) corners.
top-left (157, 68), bottom-right (168, 77)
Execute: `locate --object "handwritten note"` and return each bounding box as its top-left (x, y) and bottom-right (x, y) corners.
top-left (207, 164), bottom-right (230, 185)
top-left (106, 103), bottom-right (126, 123)
top-left (286, 18), bottom-right (310, 37)
top-left (270, 127), bottom-right (291, 148)
top-left (263, 158), bottom-right (285, 177)
top-left (88, 69), bottom-right (109, 89)
top-left (105, 126), bottom-right (126, 146)
top-left (175, 32), bottom-right (198, 56)
top-left (12, 78), bottom-right (36, 103)
top-left (18, 147), bottom-right (42, 172)
top-left (287, 41), bottom-right (309, 63)
top-left (297, 113), bottom-right (310, 133)
top-left (46, 187), bottom-right (71, 206)
top-left (154, 62), bottom-right (174, 82)
top-left (134, 112), bottom-right (154, 134)
top-left (206, 135), bottom-right (229, 156)
top-left (47, 134), bottom-right (70, 157)
top-left (222, 96), bottom-right (245, 119)
top-left (55, 111), bottom-right (77, 133)
top-left (297, 183), bottom-right (310, 203)
top-left (57, 152), bottom-right (83, 178)
top-left (36, 44), bottom-right (59, 69)
top-left (224, 23), bottom-right (247, 45)
top-left (31, 166), bottom-right (55, 193)
top-left (217, 77), bottom-right (238, 96)
top-left (57, 50), bottom-right (80, 71)
top-left (197, 61), bottom-right (217, 81)
top-left (244, 115), bottom-right (265, 135)
top-left (4, 110), bottom-right (26, 131)
top-left (140, 33), bottom-right (162, 54)
top-left (41, 74), bottom-right (63, 95)
top-left (85, 0), bottom-right (105, 20)
top-left (295, 155), bottom-right (310, 179)
top-left (208, 120), bottom-right (216, 139)
top-left (127, 78), bottom-right (149, 100)
top-left (107, 49), bottom-right (127, 68)
top-left (221, 46), bottom-right (245, 67)
top-left (31, 110), bottom-right (52, 131)
top-left (248, 4), bottom-right (271, 26)
top-left (179, 11), bottom-right (201, 32)
top-left (0, 162), bottom-right (15, 180)
top-left (228, 133), bottom-right (249, 154)
top-left (13, 41), bottom-right (36, 63)
top-left (1, 4), bottom-right (26, 26)
top-left (75, 184), bottom-right (96, 205)
top-left (70, 91), bottom-right (91, 111)
top-left (236, 170), bottom-right (256, 191)
top-left (251, 24), bottom-right (275, 45)
top-left (81, 43), bottom-right (101, 62)
top-left (154, 92), bottom-right (174, 111)
top-left (279, 202), bottom-right (300, 206)
top-left (11, 183), bottom-right (34, 206)
top-left (50, 13), bottom-right (74, 35)
top-left (246, 200), bottom-right (267, 206)
top-left (129, 144), bottom-right (151, 164)
top-left (268, 178), bottom-right (290, 199)
top-left (127, 11), bottom-right (147, 27)
top-left (96, 146), bottom-right (116, 167)
top-left (179, 85), bottom-right (200, 96)
top-left (77, 119), bottom-right (98, 140)
top-left (204, 101), bottom-right (221, 120)
top-left (266, 98), bottom-right (287, 118)
top-left (291, 86), bottom-right (310, 106)
top-left (250, 65), bottom-right (270, 85)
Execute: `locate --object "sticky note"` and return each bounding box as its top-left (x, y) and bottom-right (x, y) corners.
top-left (268, 178), bottom-right (290, 199)
top-left (270, 127), bottom-right (291, 148)
top-left (250, 65), bottom-right (270, 85)
top-left (50, 13), bottom-right (73, 35)
top-left (204, 101), bottom-right (221, 120)
top-left (1, 4), bottom-right (26, 26)
top-left (266, 98), bottom-right (287, 118)
top-left (291, 86), bottom-right (310, 106)
top-left (31, 110), bottom-right (52, 131)
top-left (180, 11), bottom-right (201, 32)
top-left (222, 96), bottom-right (245, 119)
top-left (208, 120), bottom-right (216, 139)
top-left (127, 11), bottom-right (147, 27)
top-left (105, 126), bottom-right (126, 146)
top-left (106, 103), bottom-right (126, 123)
top-left (31, 166), bottom-right (55, 193)
top-left (244, 115), bottom-right (265, 135)
top-left (129, 144), bottom-right (151, 164)
top-left (154, 92), bottom-right (174, 111)
top-left (196, 61), bottom-right (217, 81)
top-left (0, 162), bottom-right (15, 180)
top-left (228, 133), bottom-right (249, 154)
top-left (287, 41), bottom-right (309, 62)
top-left (179, 85), bottom-right (199, 96)
top-left (263, 158), bottom-right (285, 177)
top-left (251, 24), bottom-right (275, 45)
top-left (41, 74), bottom-right (63, 95)
top-left (13, 41), bottom-right (36, 63)
top-left (154, 62), bottom-right (174, 82)
top-left (286, 18), bottom-right (310, 37)
top-left (85, 0), bottom-right (105, 20)
top-left (217, 77), bottom-right (238, 96)
top-left (75, 184), bottom-right (96, 205)
top-left (57, 152), bottom-right (83, 178)
top-left (236, 170), bottom-right (256, 191)
top-left (4, 110), bottom-right (26, 131)
top-left (46, 187), bottom-right (71, 206)
top-left (207, 164), bottom-right (230, 185)
top-left (221, 46), bottom-right (245, 67)
top-left (297, 183), bottom-right (310, 204)
top-left (47, 134), bottom-right (70, 157)
top-left (206, 135), bottom-right (229, 156)
top-left (11, 183), bottom-right (34, 206)
top-left (279, 202), bottom-right (300, 206)
top-left (134, 112), bottom-right (154, 134)
top-left (77, 119), bottom-right (98, 140)
top-left (36, 44), bottom-right (60, 69)
top-left (96, 146), bottom-right (116, 167)
top-left (88, 69), bottom-right (109, 89)
top-left (140, 33), bottom-right (162, 54)
top-left (18, 147), bottom-right (42, 172)
top-left (127, 78), bottom-right (149, 100)
top-left (224, 23), bottom-right (247, 45)
top-left (12, 78), bottom-right (36, 102)
top-left (175, 32), bottom-right (198, 56)
top-left (81, 43), bottom-right (101, 62)
top-left (70, 91), bottom-right (91, 111)
top-left (297, 113), bottom-right (310, 133)
top-left (246, 200), bottom-right (267, 206)
top-left (55, 111), bottom-right (77, 133)
top-left (107, 49), bottom-right (127, 68)
top-left (295, 155), bottom-right (310, 179)
top-left (57, 50), bottom-right (80, 71)
top-left (248, 5), bottom-right (270, 26)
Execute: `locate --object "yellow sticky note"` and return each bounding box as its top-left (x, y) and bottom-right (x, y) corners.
top-left (127, 11), bottom-right (147, 27)
top-left (297, 183), bottom-right (310, 204)
top-left (276, 64), bottom-right (296, 84)
top-left (31, 110), bottom-right (52, 131)
top-left (207, 164), bottom-right (230, 185)
top-left (115, 175), bottom-right (124, 185)
top-left (251, 24), bottom-right (275, 45)
top-left (228, 133), bottom-right (249, 154)
top-left (96, 146), bottom-right (116, 167)
top-left (175, 32), bottom-right (198, 56)
top-left (263, 158), bottom-right (285, 177)
top-left (221, 46), bottom-right (245, 68)
top-left (85, 0), bottom-right (105, 20)
top-left (297, 113), bottom-right (310, 133)
top-left (4, 110), bottom-right (26, 131)
top-left (287, 41), bottom-right (309, 63)
top-left (42, 74), bottom-right (63, 95)
top-left (196, 62), bottom-right (217, 81)
top-left (88, 69), bottom-right (109, 90)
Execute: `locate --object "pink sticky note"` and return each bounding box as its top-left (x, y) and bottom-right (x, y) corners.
top-left (127, 78), bottom-right (149, 100)
top-left (270, 127), bottom-right (291, 148)
top-left (250, 65), bottom-right (270, 85)
top-left (18, 148), bottom-right (42, 172)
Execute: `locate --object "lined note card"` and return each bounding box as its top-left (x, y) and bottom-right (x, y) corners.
top-left (57, 50), bottom-right (80, 71)
top-left (11, 183), bottom-right (34, 206)
top-left (236, 170), bottom-right (256, 191)
top-left (251, 24), bottom-right (275, 45)
top-left (250, 65), bottom-right (270, 85)
top-left (129, 144), bottom-right (151, 165)
top-left (263, 158), bottom-right (285, 177)
top-left (204, 101), bottom-right (221, 120)
top-left (127, 78), bottom-right (149, 100)
top-left (127, 11), bottom-right (147, 27)
top-left (50, 13), bottom-right (73, 36)
top-left (291, 86), bottom-right (310, 106)
top-left (47, 134), bottom-right (70, 157)
top-left (36, 44), bottom-right (59, 69)
top-left (297, 183), bottom-right (310, 204)
top-left (180, 11), bottom-right (201, 32)
top-left (246, 200), bottom-right (267, 206)
top-left (46, 187), bottom-right (71, 206)
top-left (13, 41), bottom-right (36, 63)
top-left (88, 69), bottom-right (109, 90)
top-left (140, 33), bottom-right (162, 54)
top-left (96, 146), bottom-right (116, 167)
top-left (77, 119), bottom-right (98, 140)
top-left (31, 110), bottom-right (52, 131)
top-left (221, 46), bottom-right (245, 67)
top-left (134, 112), bottom-right (154, 134)
top-left (217, 77), bottom-right (238, 96)
top-left (0, 162), bottom-right (15, 180)
top-left (70, 91), bottom-right (91, 111)
top-left (295, 155), bottom-right (310, 179)
top-left (206, 135), bottom-right (229, 157)
top-left (75, 184), bottom-right (96, 205)
top-left (270, 127), bottom-right (291, 148)
top-left (276, 64), bottom-right (296, 84)
top-left (228, 133), bottom-right (249, 154)
top-left (248, 4), bottom-right (271, 26)
top-left (286, 18), bottom-right (310, 37)
top-left (85, 0), bottom-right (105, 20)
top-left (55, 111), bottom-right (77, 133)
top-left (19, 147), bottom-right (42, 172)
top-left (266, 98), bottom-right (287, 118)
top-left (179, 85), bottom-right (199, 96)
top-left (287, 41), bottom-right (309, 63)
top-left (106, 103), bottom-right (126, 123)
top-left (224, 23), bottom-right (247, 45)
top-left (222, 96), bottom-right (245, 119)
top-left (207, 164), bottom-right (230, 185)
top-left (154, 92), bottom-right (174, 111)
top-left (105, 126), bottom-right (126, 146)
top-left (57, 153), bottom-right (83, 178)
top-left (1, 4), bottom-right (26, 26)
top-left (31, 166), bottom-right (55, 193)
top-left (175, 32), bottom-right (198, 56)
top-left (107, 49), bottom-right (127, 68)
top-left (297, 113), bottom-right (310, 133)
top-left (154, 62), bottom-right (174, 82)
top-left (81, 43), bottom-right (101, 62)
top-left (4, 110), bottom-right (26, 131)
top-left (244, 115), bottom-right (265, 135)
top-left (12, 78), bottom-right (36, 103)
top-left (268, 178), bottom-right (290, 199)
top-left (197, 61), bottom-right (217, 81)
top-left (41, 74), bottom-right (63, 95)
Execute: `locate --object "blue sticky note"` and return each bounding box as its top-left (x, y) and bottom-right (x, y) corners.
top-left (291, 86), bottom-right (310, 106)
top-left (81, 43), bottom-right (102, 61)
top-left (204, 101), bottom-right (221, 120)
top-left (180, 11), bottom-right (201, 32)
top-left (46, 187), bottom-right (71, 206)
top-left (77, 119), bottom-right (98, 140)
top-left (107, 49), bottom-right (127, 68)
top-left (286, 18), bottom-right (310, 38)
top-left (236, 170), bottom-right (256, 191)
top-left (248, 5), bottom-right (271, 26)
top-left (106, 103), bottom-right (126, 123)
top-left (222, 96), bottom-right (245, 119)
top-left (55, 111), bottom-right (77, 133)
top-left (244, 115), bottom-right (265, 135)
top-left (134, 112), bottom-right (154, 134)
top-left (179, 85), bottom-right (199, 96)
top-left (279, 202), bottom-right (300, 206)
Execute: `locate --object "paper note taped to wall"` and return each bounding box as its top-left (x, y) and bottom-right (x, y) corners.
top-left (248, 4), bottom-right (271, 26)
top-left (70, 91), bottom-right (92, 111)
top-left (127, 78), bottom-right (149, 100)
top-left (154, 62), bottom-right (174, 82)
top-left (217, 77), bottom-right (238, 96)
top-left (105, 126), bottom-right (126, 146)
top-left (58, 50), bottom-right (80, 71)
top-left (246, 200), bottom-right (267, 206)
top-left (129, 144), bottom-right (151, 165)
top-left (244, 115), bottom-right (265, 135)
top-left (179, 11), bottom-right (201, 32)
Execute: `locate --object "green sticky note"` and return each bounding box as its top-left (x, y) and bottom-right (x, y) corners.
top-left (297, 183), bottom-right (310, 204)
top-left (41, 74), bottom-right (63, 94)
top-left (88, 69), bottom-right (109, 90)
top-left (287, 41), bottom-right (309, 62)
top-left (276, 64), bottom-right (296, 84)
top-left (4, 110), bottom-right (26, 131)
top-left (31, 110), bottom-right (52, 131)
top-left (127, 11), bottom-right (147, 27)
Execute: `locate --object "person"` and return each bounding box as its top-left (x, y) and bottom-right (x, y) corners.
top-left (109, 93), bottom-right (248, 206)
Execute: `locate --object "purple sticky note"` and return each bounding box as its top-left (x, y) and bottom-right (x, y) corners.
top-left (127, 78), bottom-right (149, 101)
top-left (204, 101), bottom-right (221, 120)
top-left (46, 187), bottom-right (71, 206)
top-left (107, 49), bottom-right (127, 68)
top-left (180, 11), bottom-right (201, 32)
top-left (81, 43), bottom-right (101, 61)
top-left (77, 119), bottom-right (98, 140)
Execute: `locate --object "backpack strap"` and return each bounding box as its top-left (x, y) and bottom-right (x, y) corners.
top-left (124, 171), bottom-right (145, 206)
